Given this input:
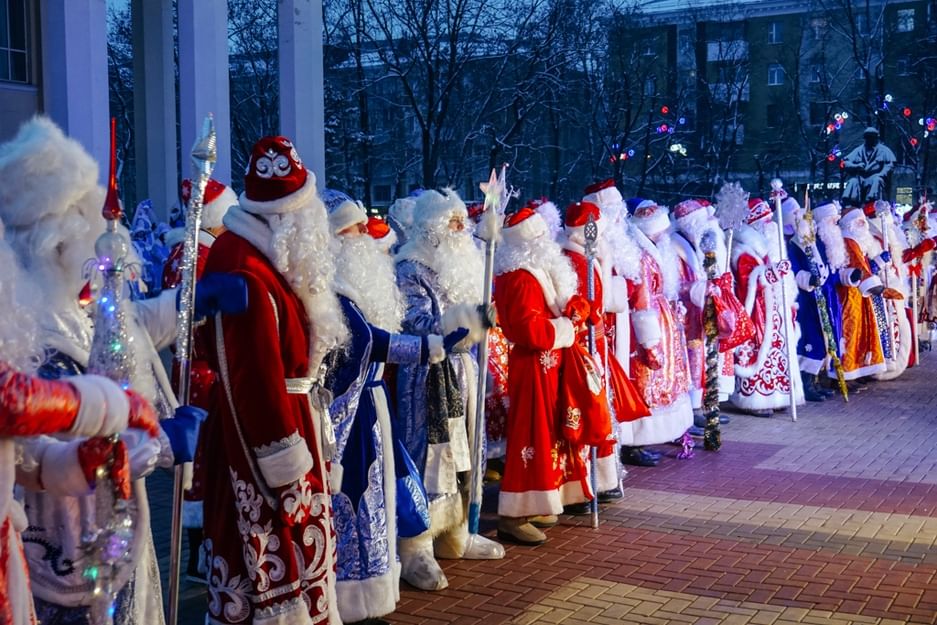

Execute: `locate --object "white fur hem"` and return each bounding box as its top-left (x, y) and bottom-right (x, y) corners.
top-left (631, 309), bottom-right (661, 348)
top-left (560, 478), bottom-right (591, 505)
top-left (618, 393), bottom-right (693, 446)
top-left (859, 275), bottom-right (883, 296)
top-left (550, 317), bottom-right (575, 350)
top-left (498, 488), bottom-right (563, 518)
top-left (839, 267), bottom-right (861, 287)
top-left (606, 275), bottom-right (629, 313)
top-left (255, 435), bottom-right (314, 489)
top-left (838, 361), bottom-right (887, 380)
top-left (798, 355), bottom-right (826, 376)
top-left (336, 563), bottom-right (400, 622)
top-left (688, 387), bottom-right (703, 410)
top-left (595, 452), bottom-right (619, 493)
top-left (238, 171), bottom-right (317, 216)
top-left (38, 439), bottom-right (93, 496)
top-left (429, 492), bottom-right (464, 537)
top-left (730, 384), bottom-right (804, 410)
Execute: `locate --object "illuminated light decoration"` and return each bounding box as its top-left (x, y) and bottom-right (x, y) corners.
top-left (608, 156), bottom-right (616, 164)
top-left (910, 137), bottom-right (919, 146)
top-left (628, 149), bottom-right (635, 157)
top-left (827, 154), bottom-right (836, 161)
top-left (660, 123), bottom-right (669, 132)
top-left (678, 117), bottom-right (686, 125)
top-left (668, 127), bottom-right (675, 134)
top-left (839, 160), bottom-right (846, 169)
top-left (919, 118), bottom-right (925, 126)
top-left (834, 113), bottom-right (843, 121)
top-left (842, 112), bottom-right (849, 120)
top-left (903, 107), bottom-right (912, 117)
top-left (661, 105), bottom-right (670, 114)
top-left (612, 142), bottom-right (620, 151)
top-left (835, 122), bottom-right (842, 130)
top-left (826, 123), bottom-right (835, 134)
top-left (885, 94), bottom-right (894, 102)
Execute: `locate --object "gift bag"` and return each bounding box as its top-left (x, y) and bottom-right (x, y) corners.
top-left (711, 272), bottom-right (756, 351)
top-left (558, 342), bottom-right (611, 446)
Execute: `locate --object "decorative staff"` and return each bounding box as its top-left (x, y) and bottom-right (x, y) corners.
top-left (467, 165), bottom-right (513, 554)
top-left (770, 179), bottom-right (799, 422)
top-left (800, 191), bottom-right (849, 401)
top-left (167, 115), bottom-right (217, 625)
top-left (700, 231), bottom-right (721, 451)
top-left (81, 118), bottom-right (138, 625)
top-left (715, 182), bottom-right (749, 272)
top-left (584, 213), bottom-right (600, 529)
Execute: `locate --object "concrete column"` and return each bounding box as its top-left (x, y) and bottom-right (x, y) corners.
top-left (39, 0), bottom-right (109, 182)
top-left (178, 0), bottom-right (231, 186)
top-left (131, 0), bottom-right (177, 219)
top-left (278, 0), bottom-right (325, 190)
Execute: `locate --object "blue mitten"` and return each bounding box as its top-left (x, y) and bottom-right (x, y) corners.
top-left (161, 405), bottom-right (207, 464)
top-left (194, 273), bottom-right (249, 320)
top-left (879, 250), bottom-right (891, 263)
top-left (443, 327), bottom-right (470, 352)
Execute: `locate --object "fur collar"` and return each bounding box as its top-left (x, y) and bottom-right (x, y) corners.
top-left (732, 224), bottom-right (770, 264)
top-left (223, 205), bottom-right (277, 266)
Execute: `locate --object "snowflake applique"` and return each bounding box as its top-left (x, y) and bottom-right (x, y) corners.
top-left (539, 350), bottom-right (559, 372)
top-left (520, 446), bottom-right (535, 468)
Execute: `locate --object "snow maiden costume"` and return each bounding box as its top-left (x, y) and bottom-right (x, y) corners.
top-left (394, 189), bottom-right (502, 592)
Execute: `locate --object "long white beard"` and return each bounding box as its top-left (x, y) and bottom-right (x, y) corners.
top-left (335, 235), bottom-right (405, 332)
top-left (842, 221), bottom-right (878, 256)
top-left (816, 220), bottom-right (847, 269)
top-left (599, 219), bottom-right (642, 281)
top-left (653, 232), bottom-right (684, 301)
top-left (269, 205), bottom-right (349, 370)
top-left (495, 234), bottom-right (578, 308)
top-left (751, 219), bottom-right (785, 262)
top-left (678, 212), bottom-right (728, 271)
top-left (0, 239), bottom-right (40, 374)
top-left (433, 230), bottom-right (485, 307)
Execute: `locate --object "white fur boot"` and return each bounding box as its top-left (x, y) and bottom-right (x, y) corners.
top-left (399, 531), bottom-right (448, 591)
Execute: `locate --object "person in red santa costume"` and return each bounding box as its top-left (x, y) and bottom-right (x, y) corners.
top-left (493, 206), bottom-right (592, 545)
top-left (865, 201), bottom-right (911, 380)
top-left (0, 221), bottom-right (159, 625)
top-left (837, 208), bottom-right (888, 382)
top-left (729, 198), bottom-right (804, 415)
top-left (622, 200), bottom-right (695, 456)
top-left (162, 177), bottom-right (238, 583)
top-left (561, 201), bottom-right (650, 503)
top-left (672, 199), bottom-right (737, 409)
top-left (200, 136), bottom-right (349, 624)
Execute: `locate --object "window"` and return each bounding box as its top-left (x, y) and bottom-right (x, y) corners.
top-left (766, 104), bottom-right (780, 127)
top-left (768, 63), bottom-right (785, 86)
top-left (0, 0), bottom-right (30, 83)
top-left (896, 57), bottom-right (911, 76)
top-left (373, 184), bottom-right (392, 203)
top-left (897, 8), bottom-right (915, 32)
top-left (856, 14), bottom-right (869, 35)
top-left (768, 21), bottom-right (783, 44)
top-left (642, 39), bottom-right (656, 56)
top-left (810, 64), bottom-right (825, 83)
top-left (644, 75), bottom-right (657, 96)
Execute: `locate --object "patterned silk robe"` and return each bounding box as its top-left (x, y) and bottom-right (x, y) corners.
top-left (838, 237), bottom-right (887, 380)
top-left (201, 231), bottom-right (338, 625)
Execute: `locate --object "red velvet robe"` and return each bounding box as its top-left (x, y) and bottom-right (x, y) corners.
top-left (563, 247), bottom-right (648, 491)
top-left (201, 232), bottom-right (338, 625)
top-left (494, 269), bottom-right (587, 516)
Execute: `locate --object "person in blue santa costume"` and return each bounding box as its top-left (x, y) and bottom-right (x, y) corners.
top-left (320, 194), bottom-right (467, 622)
top-left (784, 197), bottom-right (842, 401)
top-left (394, 188), bottom-right (504, 592)
top-left (0, 117), bottom-right (224, 625)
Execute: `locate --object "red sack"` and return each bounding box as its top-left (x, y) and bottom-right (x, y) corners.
top-left (559, 343), bottom-right (612, 446)
top-left (606, 354), bottom-right (651, 423)
top-left (710, 272), bottom-right (756, 351)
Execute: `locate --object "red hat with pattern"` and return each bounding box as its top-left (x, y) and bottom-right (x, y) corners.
top-left (240, 135), bottom-right (316, 215)
top-left (746, 198), bottom-right (772, 225)
top-left (673, 199), bottom-right (705, 222)
top-left (564, 201), bottom-right (601, 228)
top-left (631, 200), bottom-right (672, 236)
top-left (582, 179), bottom-right (623, 212)
top-left (181, 178), bottom-right (238, 229)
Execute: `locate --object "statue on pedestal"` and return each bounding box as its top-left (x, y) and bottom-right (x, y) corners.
top-left (842, 127), bottom-right (896, 205)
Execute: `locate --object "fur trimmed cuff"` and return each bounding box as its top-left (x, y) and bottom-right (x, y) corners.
top-left (426, 334), bottom-right (446, 364)
top-left (67, 375), bottom-right (129, 438)
top-left (839, 267), bottom-right (861, 287)
top-left (605, 275), bottom-right (629, 313)
top-left (631, 309), bottom-right (662, 348)
top-left (39, 439), bottom-right (94, 496)
top-left (550, 317), bottom-right (576, 350)
top-left (441, 303), bottom-right (487, 348)
top-left (795, 270), bottom-right (816, 292)
top-left (254, 433), bottom-right (314, 489)
top-left (689, 280), bottom-right (707, 308)
top-left (859, 275), bottom-right (883, 296)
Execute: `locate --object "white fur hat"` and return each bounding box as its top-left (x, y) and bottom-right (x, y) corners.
top-left (181, 178), bottom-right (238, 229)
top-left (814, 202), bottom-right (840, 222)
top-left (412, 188), bottom-right (467, 236)
top-left (328, 199), bottom-right (368, 235)
top-left (840, 208), bottom-right (865, 230)
top-left (631, 201), bottom-right (672, 237)
top-left (0, 116), bottom-right (100, 228)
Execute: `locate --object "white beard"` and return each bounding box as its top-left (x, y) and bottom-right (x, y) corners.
top-left (495, 233), bottom-right (578, 308)
top-left (435, 230), bottom-right (485, 307)
top-left (334, 235), bottom-right (405, 332)
top-left (599, 218), bottom-right (642, 281)
top-left (677, 212), bottom-right (728, 271)
top-left (817, 219), bottom-right (848, 270)
top-left (652, 232), bottom-right (685, 301)
top-left (842, 220), bottom-right (878, 256)
top-left (0, 238), bottom-right (40, 374)
top-left (269, 205), bottom-right (349, 370)
top-left (751, 219), bottom-right (784, 263)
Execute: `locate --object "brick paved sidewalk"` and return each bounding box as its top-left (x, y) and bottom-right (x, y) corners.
top-left (154, 352), bottom-right (937, 624)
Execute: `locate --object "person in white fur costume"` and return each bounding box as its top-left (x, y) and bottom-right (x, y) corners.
top-left (0, 219), bottom-right (159, 625)
top-left (621, 200), bottom-right (694, 457)
top-left (867, 201), bottom-right (912, 380)
top-left (393, 188), bottom-right (503, 592)
top-left (729, 198), bottom-right (805, 415)
top-left (0, 117), bottom-right (215, 625)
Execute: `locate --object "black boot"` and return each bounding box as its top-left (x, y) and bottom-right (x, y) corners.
top-left (620, 446), bottom-right (659, 467)
top-left (801, 371), bottom-right (826, 402)
top-left (186, 528), bottom-right (206, 583)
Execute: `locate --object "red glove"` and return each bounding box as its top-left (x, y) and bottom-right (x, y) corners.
top-left (564, 295), bottom-right (590, 324)
top-left (78, 437), bottom-right (132, 499)
top-left (125, 390), bottom-right (159, 438)
top-left (902, 238), bottom-right (937, 264)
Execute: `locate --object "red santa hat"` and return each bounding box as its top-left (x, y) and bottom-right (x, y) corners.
top-left (582, 179), bottom-right (623, 210)
top-left (328, 198), bottom-right (368, 235)
top-left (239, 135), bottom-right (317, 216)
top-left (466, 201), bottom-right (486, 223)
top-left (631, 201), bottom-right (672, 236)
top-left (861, 201), bottom-right (878, 217)
top-left (673, 199), bottom-right (705, 222)
top-left (746, 198), bottom-right (773, 225)
top-left (839, 207), bottom-right (866, 230)
top-left (366, 215), bottom-right (397, 250)
top-left (564, 201), bottom-right (601, 238)
top-left (502, 206), bottom-right (548, 244)
top-left (181, 178), bottom-right (238, 230)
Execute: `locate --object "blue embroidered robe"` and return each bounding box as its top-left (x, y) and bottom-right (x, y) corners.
top-left (787, 238), bottom-right (843, 375)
